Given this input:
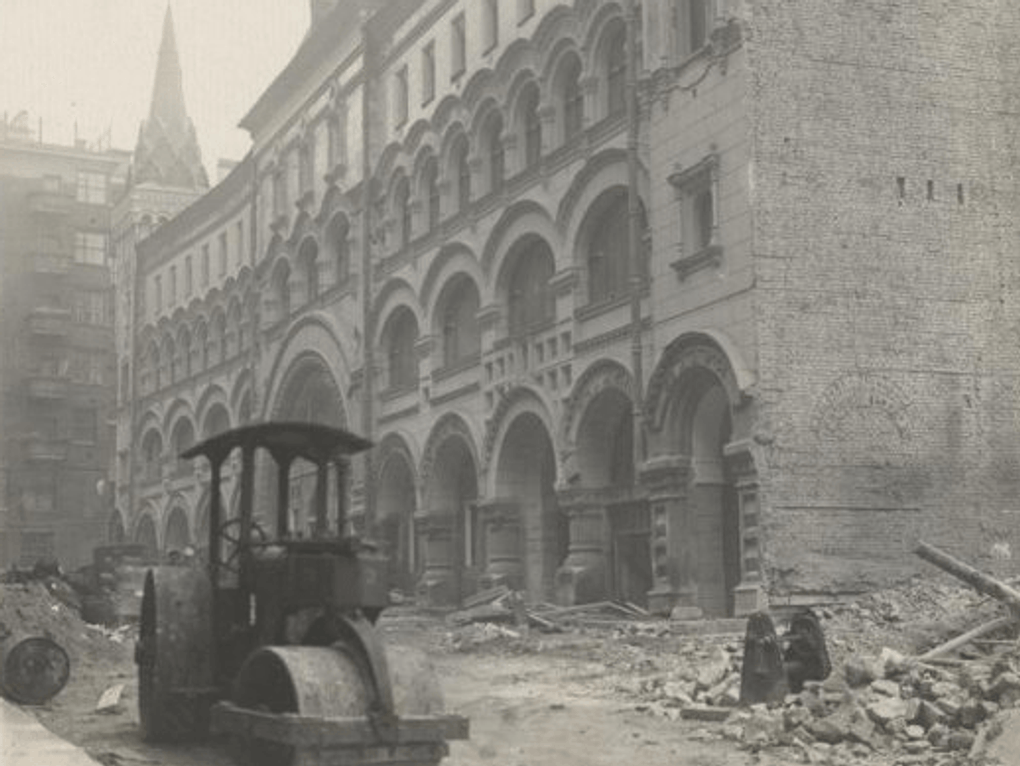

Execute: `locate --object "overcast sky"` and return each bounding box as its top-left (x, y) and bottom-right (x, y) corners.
top-left (1, 0), bottom-right (309, 176)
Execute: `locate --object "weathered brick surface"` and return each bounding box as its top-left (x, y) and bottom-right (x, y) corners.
top-left (745, 0), bottom-right (1020, 594)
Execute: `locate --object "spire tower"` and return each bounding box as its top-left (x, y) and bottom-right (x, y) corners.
top-left (132, 4), bottom-right (209, 190)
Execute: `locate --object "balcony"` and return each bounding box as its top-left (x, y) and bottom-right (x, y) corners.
top-left (25, 435), bottom-right (68, 463)
top-left (28, 189), bottom-right (74, 216)
top-left (27, 307), bottom-right (71, 337)
top-left (26, 375), bottom-right (69, 400)
top-left (30, 250), bottom-right (72, 275)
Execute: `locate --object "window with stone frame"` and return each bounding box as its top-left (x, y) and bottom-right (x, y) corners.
top-left (393, 177), bottom-right (412, 248)
top-left (394, 65), bottom-right (409, 128)
top-left (440, 277), bottom-right (481, 369)
top-left (482, 0), bottom-right (499, 53)
top-left (452, 136), bottom-right (471, 212)
top-left (422, 41), bottom-right (436, 105)
top-left (559, 55), bottom-right (584, 143)
top-left (483, 112), bottom-right (505, 193)
top-left (383, 308), bottom-right (419, 392)
top-left (507, 238), bottom-right (556, 337)
top-left (668, 153), bottom-right (721, 280)
top-left (326, 214), bottom-right (350, 283)
top-left (520, 83), bottom-right (542, 168)
top-left (586, 191), bottom-right (630, 304)
top-left (675, 0), bottom-right (712, 58)
top-left (422, 157), bottom-right (440, 231)
top-left (451, 13), bottom-right (466, 79)
top-left (605, 23), bottom-right (627, 118)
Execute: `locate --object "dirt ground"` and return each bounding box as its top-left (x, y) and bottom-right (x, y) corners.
top-left (9, 574), bottom-right (1012, 766)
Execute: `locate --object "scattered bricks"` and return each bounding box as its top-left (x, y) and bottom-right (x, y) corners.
top-left (934, 695), bottom-right (963, 721)
top-left (948, 730), bottom-right (976, 751)
top-left (680, 704), bottom-right (733, 722)
top-left (980, 699), bottom-right (999, 719)
top-left (807, 716), bottom-right (847, 745)
top-left (880, 647), bottom-right (908, 678)
top-left (987, 673), bottom-right (1020, 705)
top-left (867, 696), bottom-right (909, 726)
top-left (959, 697), bottom-right (987, 729)
top-left (916, 700), bottom-right (946, 729)
top-left (799, 682), bottom-right (828, 717)
top-left (927, 723), bottom-right (950, 749)
top-left (845, 655), bottom-right (880, 688)
top-left (903, 739), bottom-right (932, 755)
top-left (871, 679), bottom-right (900, 698)
top-left (742, 708), bottom-right (785, 748)
top-left (707, 673), bottom-right (741, 707)
top-left (697, 646), bottom-right (733, 690)
top-left (784, 705), bottom-right (813, 731)
top-left (929, 680), bottom-right (962, 700)
top-left (904, 724), bottom-right (926, 740)
top-left (848, 716), bottom-right (880, 750)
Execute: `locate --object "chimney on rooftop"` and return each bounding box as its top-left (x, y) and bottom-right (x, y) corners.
top-left (310, 0), bottom-right (340, 26)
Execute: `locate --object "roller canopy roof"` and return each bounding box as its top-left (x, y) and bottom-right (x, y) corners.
top-left (181, 421), bottom-right (373, 465)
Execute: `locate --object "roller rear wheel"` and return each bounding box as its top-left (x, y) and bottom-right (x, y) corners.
top-left (136, 567), bottom-right (214, 741)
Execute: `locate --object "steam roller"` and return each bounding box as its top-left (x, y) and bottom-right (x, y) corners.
top-left (135, 422), bottom-right (468, 766)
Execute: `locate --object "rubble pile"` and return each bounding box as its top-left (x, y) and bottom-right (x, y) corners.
top-left (0, 582), bottom-right (130, 666)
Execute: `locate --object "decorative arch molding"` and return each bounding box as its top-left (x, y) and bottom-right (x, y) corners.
top-left (134, 504), bottom-right (161, 549)
top-left (429, 95), bottom-right (464, 137)
top-left (138, 408), bottom-right (164, 441)
top-left (483, 384), bottom-right (559, 480)
top-left (533, 6), bottom-right (579, 68)
top-left (230, 368), bottom-right (255, 418)
top-left (644, 331), bottom-right (756, 432)
top-left (404, 119), bottom-right (434, 156)
top-left (561, 358), bottom-right (635, 450)
top-left (557, 148), bottom-right (648, 236)
top-left (375, 142), bottom-right (409, 188)
top-left (420, 413), bottom-right (481, 492)
top-left (317, 185), bottom-right (351, 224)
top-left (266, 348), bottom-right (348, 425)
top-left (261, 314), bottom-right (353, 422)
top-left (370, 278), bottom-right (423, 342)
top-left (287, 211), bottom-right (316, 246)
top-left (492, 40), bottom-right (538, 95)
top-left (195, 384), bottom-right (231, 432)
top-left (162, 397), bottom-right (197, 438)
top-left (420, 243), bottom-right (483, 319)
top-left (540, 36), bottom-right (585, 88)
top-left (376, 430), bottom-right (421, 486)
top-left (581, 2), bottom-right (627, 71)
top-left (461, 68), bottom-right (496, 114)
top-left (482, 199), bottom-right (559, 278)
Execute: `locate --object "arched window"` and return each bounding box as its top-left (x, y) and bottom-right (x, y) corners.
top-left (298, 238), bottom-right (320, 301)
top-left (273, 262), bottom-right (291, 321)
top-left (439, 277), bottom-right (481, 368)
top-left (326, 214), bottom-right (350, 285)
top-left (177, 328), bottom-right (191, 379)
top-left (483, 113), bottom-right (504, 193)
top-left (586, 191), bottom-right (629, 304)
top-left (226, 301), bottom-right (241, 358)
top-left (394, 177), bottom-right (411, 249)
top-left (142, 430), bottom-right (163, 483)
top-left (383, 308), bottom-right (419, 391)
top-left (171, 419), bottom-right (195, 476)
top-left (520, 84), bottom-right (542, 168)
top-left (162, 336), bottom-right (174, 386)
top-left (559, 56), bottom-right (584, 142)
top-left (605, 24), bottom-right (627, 118)
top-left (422, 158), bottom-right (440, 231)
top-left (203, 406), bottom-right (231, 439)
top-left (209, 311), bottom-right (226, 366)
top-left (452, 137), bottom-right (471, 213)
top-left (193, 322), bottom-right (207, 372)
top-left (507, 238), bottom-right (555, 336)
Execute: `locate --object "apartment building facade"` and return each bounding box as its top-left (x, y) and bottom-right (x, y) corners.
top-left (116, 0), bottom-right (1020, 616)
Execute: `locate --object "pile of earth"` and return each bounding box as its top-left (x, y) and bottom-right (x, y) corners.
top-left (0, 581), bottom-right (131, 668)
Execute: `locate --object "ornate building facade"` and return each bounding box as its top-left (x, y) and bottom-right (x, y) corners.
top-left (115, 0), bottom-right (1020, 616)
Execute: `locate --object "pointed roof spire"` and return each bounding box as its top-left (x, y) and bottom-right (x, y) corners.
top-left (132, 3), bottom-right (209, 190)
top-left (149, 5), bottom-right (187, 132)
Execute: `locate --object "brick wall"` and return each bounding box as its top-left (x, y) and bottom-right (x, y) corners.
top-left (748, 0), bottom-right (1020, 594)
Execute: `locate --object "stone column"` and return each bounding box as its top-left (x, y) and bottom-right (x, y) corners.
top-left (415, 512), bottom-right (457, 605)
top-left (724, 439), bottom-right (766, 615)
top-left (476, 499), bottom-right (523, 589)
top-left (554, 488), bottom-right (609, 605)
top-left (639, 454), bottom-right (699, 617)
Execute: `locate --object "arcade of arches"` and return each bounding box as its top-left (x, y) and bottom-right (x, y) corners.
top-left (382, 341), bottom-right (762, 617)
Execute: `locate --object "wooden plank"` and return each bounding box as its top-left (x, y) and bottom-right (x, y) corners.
top-left (210, 703), bottom-right (469, 746)
top-left (461, 585), bottom-right (510, 610)
top-left (918, 616), bottom-right (1015, 661)
top-left (915, 541), bottom-right (1020, 608)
